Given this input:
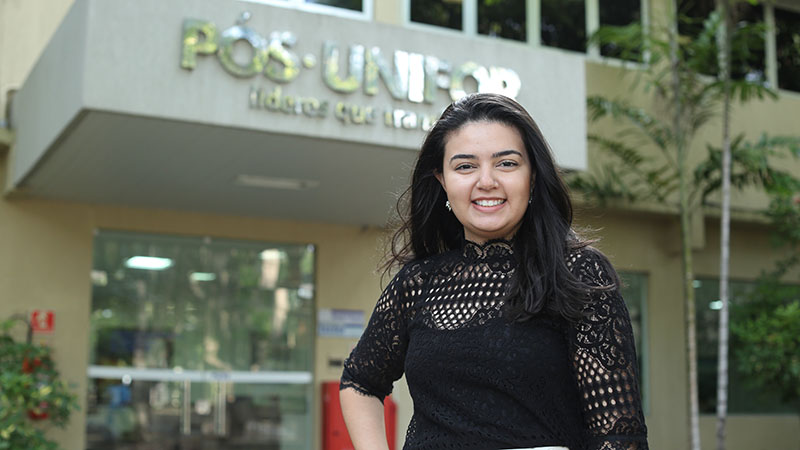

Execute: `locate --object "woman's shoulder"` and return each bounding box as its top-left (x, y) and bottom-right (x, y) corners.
top-left (404, 249), bottom-right (459, 276)
top-left (565, 245), bottom-right (619, 288)
top-left (387, 248), bottom-right (463, 290)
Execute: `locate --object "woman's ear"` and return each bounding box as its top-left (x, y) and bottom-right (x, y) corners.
top-left (434, 170), bottom-right (446, 191)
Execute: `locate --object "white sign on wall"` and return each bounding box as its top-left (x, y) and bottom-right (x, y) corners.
top-left (317, 308), bottom-right (365, 338)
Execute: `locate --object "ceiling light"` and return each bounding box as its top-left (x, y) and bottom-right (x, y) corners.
top-left (125, 256), bottom-right (173, 270)
top-left (235, 174), bottom-right (320, 190)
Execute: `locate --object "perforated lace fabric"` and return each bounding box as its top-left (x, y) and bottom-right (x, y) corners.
top-left (341, 240), bottom-right (648, 450)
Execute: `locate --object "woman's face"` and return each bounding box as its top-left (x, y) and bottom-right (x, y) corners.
top-left (436, 121), bottom-right (532, 244)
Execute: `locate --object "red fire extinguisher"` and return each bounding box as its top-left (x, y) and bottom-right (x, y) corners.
top-left (322, 381), bottom-right (397, 450)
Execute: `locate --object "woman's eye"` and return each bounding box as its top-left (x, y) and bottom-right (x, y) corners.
top-left (455, 163), bottom-right (474, 171)
top-left (498, 160), bottom-right (519, 168)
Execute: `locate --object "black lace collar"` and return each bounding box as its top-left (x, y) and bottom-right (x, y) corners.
top-left (462, 238), bottom-right (515, 261)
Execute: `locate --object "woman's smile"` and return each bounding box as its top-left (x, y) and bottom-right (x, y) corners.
top-left (473, 198), bottom-right (506, 208)
top-left (472, 197), bottom-right (508, 213)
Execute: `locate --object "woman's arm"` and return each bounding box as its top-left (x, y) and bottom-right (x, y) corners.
top-left (340, 387), bottom-right (391, 450)
top-left (568, 248), bottom-right (648, 449)
top-left (339, 265), bottom-right (417, 449)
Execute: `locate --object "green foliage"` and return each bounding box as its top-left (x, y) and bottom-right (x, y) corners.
top-left (572, 12), bottom-right (782, 207)
top-left (733, 297), bottom-right (800, 408)
top-left (730, 167), bottom-right (800, 409)
top-left (694, 134), bottom-right (800, 204)
top-left (0, 317), bottom-right (79, 450)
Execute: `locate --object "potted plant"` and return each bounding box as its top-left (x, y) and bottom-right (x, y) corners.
top-left (0, 315), bottom-right (79, 449)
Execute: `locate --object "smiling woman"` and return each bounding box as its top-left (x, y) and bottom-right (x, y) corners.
top-left (339, 94), bottom-right (648, 450)
top-left (435, 121), bottom-right (532, 244)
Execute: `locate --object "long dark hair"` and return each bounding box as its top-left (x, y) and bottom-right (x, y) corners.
top-left (386, 93), bottom-right (615, 321)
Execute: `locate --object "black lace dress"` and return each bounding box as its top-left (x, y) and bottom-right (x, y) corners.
top-left (340, 240), bottom-right (648, 450)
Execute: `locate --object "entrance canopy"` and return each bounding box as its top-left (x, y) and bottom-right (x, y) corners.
top-left (9, 0), bottom-right (586, 225)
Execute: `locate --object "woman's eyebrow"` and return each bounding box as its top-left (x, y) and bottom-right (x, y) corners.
top-left (449, 153), bottom-right (476, 162)
top-left (492, 149), bottom-right (523, 158)
top-left (449, 150), bottom-right (522, 162)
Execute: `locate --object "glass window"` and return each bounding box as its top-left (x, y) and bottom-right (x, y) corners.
top-left (241, 0), bottom-right (367, 16)
top-left (729, 3), bottom-right (766, 82)
top-left (678, 0), bottom-right (714, 44)
top-left (619, 271), bottom-right (649, 413)
top-left (411, 0), bottom-right (463, 30)
top-left (694, 278), bottom-right (798, 414)
top-left (478, 0), bottom-right (526, 42)
top-left (775, 7), bottom-right (800, 92)
top-left (541, 0), bottom-right (586, 52)
top-left (306, 0), bottom-right (362, 11)
top-left (86, 231), bottom-right (315, 449)
top-left (599, 0), bottom-right (642, 60)
top-left (678, 0), bottom-right (766, 81)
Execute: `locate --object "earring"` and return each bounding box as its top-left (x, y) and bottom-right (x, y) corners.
top-left (445, 200), bottom-right (452, 211)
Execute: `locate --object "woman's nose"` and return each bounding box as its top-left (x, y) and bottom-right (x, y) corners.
top-left (477, 168), bottom-right (497, 189)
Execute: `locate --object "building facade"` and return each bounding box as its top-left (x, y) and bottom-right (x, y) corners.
top-left (1, 0), bottom-right (799, 449)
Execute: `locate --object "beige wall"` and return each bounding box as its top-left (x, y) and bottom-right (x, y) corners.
top-left (373, 0), bottom-right (403, 25)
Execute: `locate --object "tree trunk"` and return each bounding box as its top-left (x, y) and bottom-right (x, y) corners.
top-left (716, 1), bottom-right (733, 449)
top-left (669, 1), bottom-right (701, 448)
top-left (681, 171), bottom-right (701, 450)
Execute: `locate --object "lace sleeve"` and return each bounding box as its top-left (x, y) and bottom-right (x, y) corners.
top-left (568, 249), bottom-right (649, 449)
top-left (339, 265), bottom-right (415, 402)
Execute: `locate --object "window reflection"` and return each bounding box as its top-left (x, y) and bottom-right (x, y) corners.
top-left (541, 0), bottom-right (586, 52)
top-left (86, 231), bottom-right (315, 449)
top-left (776, 7), bottom-right (800, 92)
top-left (694, 278), bottom-right (799, 414)
top-left (86, 379), bottom-right (309, 449)
top-left (619, 271), bottom-right (648, 412)
top-left (599, 0), bottom-right (642, 59)
top-left (678, 0), bottom-right (766, 81)
top-left (411, 0), bottom-right (463, 30)
top-left (478, 0), bottom-right (526, 42)
top-left (305, 0), bottom-right (363, 12)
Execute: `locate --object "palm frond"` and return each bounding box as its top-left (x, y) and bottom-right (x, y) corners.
top-left (587, 97), bottom-right (671, 151)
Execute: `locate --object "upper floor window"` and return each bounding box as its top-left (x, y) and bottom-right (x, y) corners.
top-left (775, 6), bottom-right (800, 92)
top-left (305, 0), bottom-right (362, 11)
top-left (410, 0), bottom-right (527, 42)
top-left (409, 0), bottom-right (644, 55)
top-left (410, 0), bottom-right (463, 31)
top-left (541, 0), bottom-right (586, 51)
top-left (678, 0), bottom-right (766, 82)
top-left (599, 0), bottom-right (644, 59)
top-left (478, 0), bottom-right (526, 42)
top-left (240, 0), bottom-right (371, 19)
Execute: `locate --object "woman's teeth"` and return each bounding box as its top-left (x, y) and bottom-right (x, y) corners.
top-left (474, 199), bottom-right (505, 207)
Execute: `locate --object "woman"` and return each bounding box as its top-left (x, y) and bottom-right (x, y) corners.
top-left (340, 93), bottom-right (648, 450)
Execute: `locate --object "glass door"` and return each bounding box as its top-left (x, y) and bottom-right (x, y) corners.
top-left (86, 231), bottom-right (315, 450)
